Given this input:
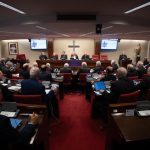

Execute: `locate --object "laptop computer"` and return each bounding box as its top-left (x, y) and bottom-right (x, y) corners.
top-left (0, 102), bottom-right (20, 117)
top-left (10, 118), bottom-right (22, 128)
top-left (94, 81), bottom-right (106, 91)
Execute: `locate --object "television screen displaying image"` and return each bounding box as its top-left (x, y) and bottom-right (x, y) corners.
top-left (101, 39), bottom-right (118, 50)
top-left (30, 39), bottom-right (47, 50)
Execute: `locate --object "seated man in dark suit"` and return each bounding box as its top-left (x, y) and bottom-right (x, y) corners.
top-left (70, 52), bottom-right (79, 60)
top-left (39, 64), bottom-right (52, 81)
top-left (81, 53), bottom-right (90, 60)
top-left (127, 64), bottom-right (138, 77)
top-left (94, 61), bottom-right (103, 73)
top-left (19, 63), bottom-right (30, 79)
top-left (21, 67), bottom-right (59, 117)
top-left (0, 113), bottom-right (39, 150)
top-left (60, 51), bottom-right (68, 60)
top-left (101, 66), bottom-right (116, 81)
top-left (60, 63), bottom-right (72, 73)
top-left (110, 67), bottom-right (136, 103)
top-left (136, 61), bottom-right (146, 78)
top-left (50, 52), bottom-right (58, 60)
top-left (78, 62), bottom-right (90, 74)
top-left (39, 52), bottom-right (48, 60)
top-left (118, 51), bottom-right (127, 66)
top-left (140, 67), bottom-right (150, 99)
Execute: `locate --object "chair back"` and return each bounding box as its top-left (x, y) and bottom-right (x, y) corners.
top-left (13, 94), bottom-right (43, 105)
top-left (79, 73), bottom-right (87, 83)
top-left (92, 55), bottom-right (99, 61)
top-left (100, 54), bottom-right (108, 61)
top-left (118, 90), bottom-right (140, 103)
top-left (128, 76), bottom-right (139, 80)
top-left (61, 73), bottom-right (72, 84)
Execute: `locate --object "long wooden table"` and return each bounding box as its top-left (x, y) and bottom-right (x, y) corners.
top-left (36, 60), bottom-right (111, 69)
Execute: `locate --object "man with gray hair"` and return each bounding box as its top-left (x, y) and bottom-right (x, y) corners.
top-left (21, 66), bottom-right (59, 117)
top-left (110, 67), bottom-right (136, 103)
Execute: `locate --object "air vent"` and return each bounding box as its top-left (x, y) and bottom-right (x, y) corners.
top-left (57, 14), bottom-right (96, 21)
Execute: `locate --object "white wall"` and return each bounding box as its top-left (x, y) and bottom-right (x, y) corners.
top-left (1, 39), bottom-right (48, 65)
top-left (100, 39), bottom-right (148, 64)
top-left (0, 39), bottom-right (149, 66)
top-left (53, 38), bottom-right (95, 59)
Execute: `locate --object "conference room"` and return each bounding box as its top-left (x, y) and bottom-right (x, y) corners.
top-left (0, 0), bottom-right (150, 150)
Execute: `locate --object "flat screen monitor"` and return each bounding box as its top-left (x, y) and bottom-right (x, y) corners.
top-left (30, 39), bottom-right (47, 50)
top-left (101, 39), bottom-right (118, 50)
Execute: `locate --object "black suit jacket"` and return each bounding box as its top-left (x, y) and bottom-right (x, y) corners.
top-left (78, 67), bottom-right (90, 74)
top-left (60, 54), bottom-right (67, 60)
top-left (60, 67), bottom-right (72, 73)
top-left (110, 77), bottom-right (135, 103)
top-left (39, 55), bottom-right (47, 60)
top-left (81, 54), bottom-right (90, 60)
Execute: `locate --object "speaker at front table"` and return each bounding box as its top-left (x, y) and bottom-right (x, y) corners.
top-left (96, 24), bottom-right (102, 34)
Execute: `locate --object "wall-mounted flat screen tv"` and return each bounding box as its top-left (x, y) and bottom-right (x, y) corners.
top-left (101, 39), bottom-right (118, 51)
top-left (30, 39), bottom-right (47, 50)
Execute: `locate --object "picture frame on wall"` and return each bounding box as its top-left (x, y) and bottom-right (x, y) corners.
top-left (8, 42), bottom-right (18, 55)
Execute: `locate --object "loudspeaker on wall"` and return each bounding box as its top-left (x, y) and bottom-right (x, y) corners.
top-left (96, 24), bottom-right (102, 34)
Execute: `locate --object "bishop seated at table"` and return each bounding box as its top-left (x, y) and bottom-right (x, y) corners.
top-left (60, 51), bottom-right (68, 60)
top-left (70, 52), bottom-right (79, 60)
top-left (81, 53), bottom-right (90, 60)
top-left (50, 52), bottom-right (58, 60)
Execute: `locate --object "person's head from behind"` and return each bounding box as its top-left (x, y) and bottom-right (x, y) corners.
top-left (106, 66), bottom-right (114, 75)
top-left (96, 61), bottom-right (101, 67)
top-left (64, 63), bottom-right (69, 68)
top-left (127, 64), bottom-right (135, 71)
top-left (30, 67), bottom-right (40, 79)
top-left (46, 63), bottom-right (51, 68)
top-left (23, 63), bottom-right (29, 70)
top-left (136, 61), bottom-right (143, 68)
top-left (33, 62), bottom-right (38, 67)
top-left (117, 67), bottom-right (127, 79)
top-left (111, 60), bottom-right (116, 65)
top-left (81, 62), bottom-right (87, 68)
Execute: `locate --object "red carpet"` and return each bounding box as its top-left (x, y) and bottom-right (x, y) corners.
top-left (49, 93), bottom-right (106, 150)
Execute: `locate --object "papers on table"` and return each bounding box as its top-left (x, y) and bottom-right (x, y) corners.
top-left (1, 83), bottom-right (8, 86)
top-left (8, 86), bottom-right (21, 92)
top-left (137, 110), bottom-right (150, 116)
top-left (45, 89), bottom-right (51, 94)
top-left (0, 111), bottom-right (16, 117)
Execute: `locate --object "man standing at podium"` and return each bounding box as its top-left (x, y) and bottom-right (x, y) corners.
top-left (118, 51), bottom-right (127, 66)
top-left (39, 52), bottom-right (47, 60)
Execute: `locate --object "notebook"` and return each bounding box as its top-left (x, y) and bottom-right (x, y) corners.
top-left (10, 118), bottom-right (22, 129)
top-left (94, 81), bottom-right (106, 91)
top-left (0, 102), bottom-right (19, 117)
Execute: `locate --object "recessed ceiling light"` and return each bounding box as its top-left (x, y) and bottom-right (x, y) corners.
top-left (110, 21), bottom-right (128, 25)
top-left (124, 2), bottom-right (150, 14)
top-left (0, 2), bottom-right (26, 14)
top-left (36, 26), bottom-right (48, 30)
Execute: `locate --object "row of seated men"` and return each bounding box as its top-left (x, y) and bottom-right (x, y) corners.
top-left (39, 51), bottom-right (91, 60)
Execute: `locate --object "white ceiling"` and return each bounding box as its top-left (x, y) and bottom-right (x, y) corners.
top-left (0, 0), bottom-right (150, 40)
